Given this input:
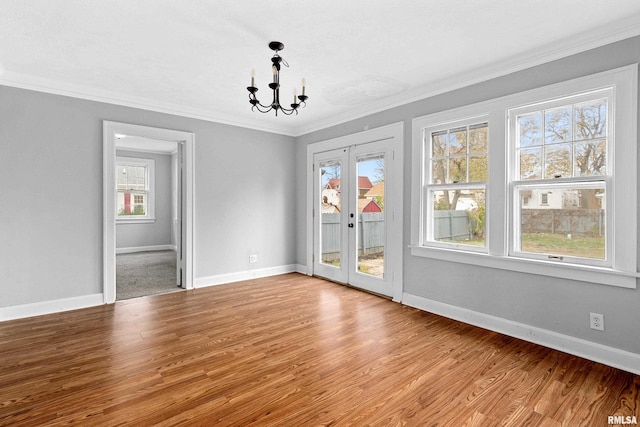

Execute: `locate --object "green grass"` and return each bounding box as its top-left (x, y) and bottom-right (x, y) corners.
top-left (358, 263), bottom-right (370, 274)
top-left (521, 232), bottom-right (605, 259)
top-left (322, 258), bottom-right (341, 267)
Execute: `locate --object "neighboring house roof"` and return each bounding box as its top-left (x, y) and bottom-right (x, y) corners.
top-left (365, 182), bottom-right (384, 198)
top-left (326, 178), bottom-right (341, 190)
top-left (358, 176), bottom-right (373, 190)
top-left (358, 199), bottom-right (382, 213)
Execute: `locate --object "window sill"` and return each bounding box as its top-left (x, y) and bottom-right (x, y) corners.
top-left (410, 245), bottom-right (637, 289)
top-left (116, 218), bottom-right (156, 224)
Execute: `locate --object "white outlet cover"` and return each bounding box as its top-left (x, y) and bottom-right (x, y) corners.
top-left (590, 313), bottom-right (604, 331)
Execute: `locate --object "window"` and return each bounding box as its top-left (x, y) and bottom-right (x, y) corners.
top-left (116, 157), bottom-right (155, 222)
top-left (540, 192), bottom-right (549, 206)
top-left (510, 91), bottom-right (611, 266)
top-left (424, 119), bottom-right (488, 250)
top-left (411, 65), bottom-right (637, 288)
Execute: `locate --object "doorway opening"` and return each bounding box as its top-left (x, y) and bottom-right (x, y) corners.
top-left (114, 138), bottom-right (181, 300)
top-left (103, 122), bottom-right (195, 304)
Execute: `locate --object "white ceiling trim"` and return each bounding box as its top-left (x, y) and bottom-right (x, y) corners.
top-left (1, 14), bottom-right (639, 138)
top-left (0, 70), bottom-right (296, 136)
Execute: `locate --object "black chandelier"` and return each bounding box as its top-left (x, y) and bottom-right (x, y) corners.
top-left (247, 41), bottom-right (308, 116)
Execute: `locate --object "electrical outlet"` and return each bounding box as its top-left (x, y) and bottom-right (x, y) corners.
top-left (590, 312), bottom-right (604, 331)
top-left (249, 254), bottom-right (258, 263)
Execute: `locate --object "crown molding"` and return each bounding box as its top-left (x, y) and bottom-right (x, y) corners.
top-left (0, 71), bottom-right (297, 137)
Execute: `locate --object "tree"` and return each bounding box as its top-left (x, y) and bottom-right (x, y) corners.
top-left (431, 125), bottom-right (488, 241)
top-left (574, 101), bottom-right (606, 176)
top-left (574, 102), bottom-right (607, 210)
top-left (519, 100), bottom-right (607, 180)
top-left (518, 101), bottom-right (607, 215)
top-left (320, 164), bottom-right (340, 188)
top-left (433, 125), bottom-right (487, 211)
top-left (373, 158), bottom-right (384, 184)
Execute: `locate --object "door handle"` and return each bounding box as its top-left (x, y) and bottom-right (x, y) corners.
top-left (348, 223), bottom-right (354, 228)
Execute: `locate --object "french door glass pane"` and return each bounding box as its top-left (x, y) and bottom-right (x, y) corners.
top-left (320, 161), bottom-right (342, 267)
top-left (356, 156), bottom-right (384, 278)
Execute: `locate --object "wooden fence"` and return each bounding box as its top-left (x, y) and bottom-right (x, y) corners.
top-left (433, 210), bottom-right (473, 241)
top-left (432, 208), bottom-right (605, 242)
top-left (521, 209), bottom-right (605, 235)
top-left (321, 213), bottom-right (384, 261)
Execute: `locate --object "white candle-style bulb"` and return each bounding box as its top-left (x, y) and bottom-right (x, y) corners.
top-left (251, 69), bottom-right (255, 87)
top-left (302, 78), bottom-right (306, 95)
top-left (294, 88), bottom-right (297, 103)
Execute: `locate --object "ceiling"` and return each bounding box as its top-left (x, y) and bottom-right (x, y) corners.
top-left (1, 1), bottom-right (639, 137)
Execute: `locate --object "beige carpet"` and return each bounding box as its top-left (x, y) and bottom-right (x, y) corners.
top-left (116, 250), bottom-right (182, 300)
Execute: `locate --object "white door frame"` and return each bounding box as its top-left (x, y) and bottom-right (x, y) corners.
top-left (103, 121), bottom-right (195, 304)
top-left (306, 122), bottom-right (403, 302)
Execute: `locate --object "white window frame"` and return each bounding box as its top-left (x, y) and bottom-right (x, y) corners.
top-left (423, 116), bottom-right (489, 253)
top-left (508, 89), bottom-right (613, 268)
top-left (116, 157), bottom-right (156, 224)
top-left (411, 65), bottom-right (637, 288)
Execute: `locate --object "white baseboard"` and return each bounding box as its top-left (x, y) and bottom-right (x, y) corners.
top-left (116, 244), bottom-right (176, 254)
top-left (402, 292), bottom-right (640, 376)
top-left (1, 264), bottom-right (302, 321)
top-left (195, 264), bottom-right (301, 288)
top-left (0, 293), bottom-right (104, 322)
top-left (295, 264), bottom-right (308, 275)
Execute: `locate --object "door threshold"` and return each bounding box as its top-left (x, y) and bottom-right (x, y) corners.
top-left (312, 275), bottom-right (392, 300)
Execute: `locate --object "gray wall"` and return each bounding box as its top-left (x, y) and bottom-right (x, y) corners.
top-left (0, 86), bottom-right (296, 307)
top-left (1, 34), bottom-right (638, 358)
top-left (115, 150), bottom-right (173, 250)
top-left (295, 36), bottom-right (640, 355)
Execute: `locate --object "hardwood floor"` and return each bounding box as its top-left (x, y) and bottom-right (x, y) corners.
top-left (1, 273), bottom-right (638, 426)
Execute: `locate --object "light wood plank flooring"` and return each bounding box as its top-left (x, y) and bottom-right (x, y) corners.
top-left (1, 273), bottom-right (638, 426)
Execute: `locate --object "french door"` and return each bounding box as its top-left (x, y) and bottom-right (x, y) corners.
top-left (313, 139), bottom-right (395, 297)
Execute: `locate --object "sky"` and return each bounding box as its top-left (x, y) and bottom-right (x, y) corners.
top-left (320, 157), bottom-right (384, 187)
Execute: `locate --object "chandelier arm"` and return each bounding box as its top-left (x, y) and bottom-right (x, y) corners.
top-left (247, 91), bottom-right (277, 113)
top-left (250, 98), bottom-right (274, 113)
top-left (253, 102), bottom-right (274, 113)
top-left (278, 103), bottom-right (301, 115)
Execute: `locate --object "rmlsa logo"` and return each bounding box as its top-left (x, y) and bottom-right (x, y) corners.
top-left (608, 415), bottom-right (638, 425)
